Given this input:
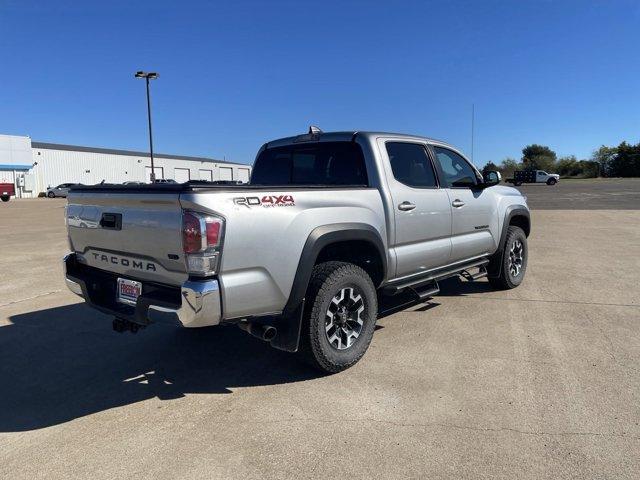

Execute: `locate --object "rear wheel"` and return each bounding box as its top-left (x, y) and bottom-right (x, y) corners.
top-left (300, 261), bottom-right (377, 373)
top-left (514, 181), bottom-right (522, 186)
top-left (489, 226), bottom-right (528, 290)
top-left (0, 195), bottom-right (9, 202)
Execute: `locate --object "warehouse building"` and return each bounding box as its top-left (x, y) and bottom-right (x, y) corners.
top-left (0, 133), bottom-right (252, 199)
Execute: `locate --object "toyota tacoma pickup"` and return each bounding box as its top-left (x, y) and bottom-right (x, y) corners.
top-left (64, 128), bottom-right (530, 373)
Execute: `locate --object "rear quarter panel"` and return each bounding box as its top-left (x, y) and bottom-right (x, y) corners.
top-left (180, 188), bottom-right (387, 319)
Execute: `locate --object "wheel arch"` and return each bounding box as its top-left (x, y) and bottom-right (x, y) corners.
top-left (488, 205), bottom-right (530, 277)
top-left (282, 223), bottom-right (387, 318)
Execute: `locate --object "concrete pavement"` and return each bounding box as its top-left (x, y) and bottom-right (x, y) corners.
top-left (1, 188), bottom-right (639, 479)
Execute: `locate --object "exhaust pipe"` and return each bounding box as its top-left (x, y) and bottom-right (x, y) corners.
top-left (238, 322), bottom-right (277, 342)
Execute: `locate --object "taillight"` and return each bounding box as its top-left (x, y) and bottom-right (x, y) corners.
top-left (206, 221), bottom-right (221, 247)
top-left (182, 211), bottom-right (224, 276)
top-left (182, 212), bottom-right (204, 254)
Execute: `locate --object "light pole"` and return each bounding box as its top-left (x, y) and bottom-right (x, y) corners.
top-left (135, 71), bottom-right (159, 182)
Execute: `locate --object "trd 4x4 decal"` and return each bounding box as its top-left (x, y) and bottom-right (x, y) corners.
top-left (233, 195), bottom-right (295, 208)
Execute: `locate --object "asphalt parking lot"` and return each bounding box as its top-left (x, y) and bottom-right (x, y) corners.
top-left (1, 178), bottom-right (639, 479)
top-left (517, 177), bottom-right (640, 210)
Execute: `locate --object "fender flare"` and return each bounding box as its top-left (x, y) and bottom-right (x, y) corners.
top-left (488, 205), bottom-right (530, 276)
top-left (267, 223), bottom-right (386, 352)
top-left (283, 223), bottom-right (386, 318)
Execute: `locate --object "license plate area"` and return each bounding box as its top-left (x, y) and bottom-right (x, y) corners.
top-left (117, 278), bottom-right (142, 305)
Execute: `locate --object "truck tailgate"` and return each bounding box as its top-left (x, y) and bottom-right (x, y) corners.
top-left (66, 191), bottom-right (188, 286)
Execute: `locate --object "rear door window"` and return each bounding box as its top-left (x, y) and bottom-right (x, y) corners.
top-left (251, 142), bottom-right (368, 186)
top-left (386, 142), bottom-right (438, 188)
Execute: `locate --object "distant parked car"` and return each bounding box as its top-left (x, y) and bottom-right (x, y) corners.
top-left (1, 182), bottom-right (15, 202)
top-left (47, 183), bottom-right (76, 198)
top-left (154, 178), bottom-right (177, 184)
top-left (123, 181), bottom-right (146, 185)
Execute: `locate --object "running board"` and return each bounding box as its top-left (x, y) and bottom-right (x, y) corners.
top-left (460, 265), bottom-right (488, 282)
top-left (411, 281), bottom-right (440, 300)
top-left (384, 258), bottom-right (490, 295)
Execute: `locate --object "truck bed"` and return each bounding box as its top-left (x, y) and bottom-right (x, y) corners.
top-left (70, 181), bottom-right (369, 194)
top-left (66, 184), bottom-right (385, 320)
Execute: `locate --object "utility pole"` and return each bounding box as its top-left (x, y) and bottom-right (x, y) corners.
top-left (135, 71), bottom-right (159, 182)
top-left (471, 103), bottom-right (475, 165)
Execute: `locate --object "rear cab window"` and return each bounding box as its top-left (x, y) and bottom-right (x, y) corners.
top-left (251, 142), bottom-right (368, 186)
top-left (386, 142), bottom-right (438, 188)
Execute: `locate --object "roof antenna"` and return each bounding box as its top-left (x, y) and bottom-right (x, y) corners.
top-left (308, 125), bottom-right (323, 135)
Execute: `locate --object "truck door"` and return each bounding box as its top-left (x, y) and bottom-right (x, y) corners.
top-left (431, 146), bottom-right (498, 262)
top-left (378, 139), bottom-right (452, 278)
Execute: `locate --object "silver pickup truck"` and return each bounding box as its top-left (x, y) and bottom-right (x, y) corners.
top-left (64, 128), bottom-right (530, 372)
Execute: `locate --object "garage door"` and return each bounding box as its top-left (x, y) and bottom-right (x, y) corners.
top-left (174, 168), bottom-right (191, 183)
top-left (237, 168), bottom-right (250, 183)
top-left (199, 169), bottom-right (213, 181)
top-left (219, 167), bottom-right (233, 181)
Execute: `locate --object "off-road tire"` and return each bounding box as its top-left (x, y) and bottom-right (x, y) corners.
top-left (488, 226), bottom-right (528, 290)
top-left (300, 261), bottom-right (377, 373)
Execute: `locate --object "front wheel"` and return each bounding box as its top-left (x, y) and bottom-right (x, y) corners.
top-left (47, 191), bottom-right (55, 198)
top-left (488, 226), bottom-right (528, 290)
top-left (300, 261), bottom-right (378, 373)
top-left (547, 178), bottom-right (557, 185)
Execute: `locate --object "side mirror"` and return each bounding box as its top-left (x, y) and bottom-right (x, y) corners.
top-left (482, 170), bottom-right (501, 187)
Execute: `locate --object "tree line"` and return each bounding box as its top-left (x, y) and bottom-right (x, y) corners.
top-left (482, 141), bottom-right (640, 178)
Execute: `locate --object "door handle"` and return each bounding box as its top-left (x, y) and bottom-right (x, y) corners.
top-left (452, 199), bottom-right (465, 208)
top-left (398, 201), bottom-right (416, 211)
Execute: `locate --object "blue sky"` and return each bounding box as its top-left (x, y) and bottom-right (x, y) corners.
top-left (1, 0), bottom-right (639, 166)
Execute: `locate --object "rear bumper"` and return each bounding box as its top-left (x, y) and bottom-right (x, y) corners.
top-left (63, 253), bottom-right (222, 328)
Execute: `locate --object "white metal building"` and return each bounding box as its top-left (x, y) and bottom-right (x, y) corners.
top-left (0, 133), bottom-right (252, 199)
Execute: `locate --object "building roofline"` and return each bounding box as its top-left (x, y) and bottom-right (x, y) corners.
top-left (31, 141), bottom-right (246, 166)
top-left (0, 164), bottom-right (32, 170)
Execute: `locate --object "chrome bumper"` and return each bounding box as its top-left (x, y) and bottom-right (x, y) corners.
top-left (63, 253), bottom-right (222, 328)
top-left (147, 279), bottom-right (222, 328)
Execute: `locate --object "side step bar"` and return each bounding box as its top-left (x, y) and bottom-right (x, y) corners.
top-left (411, 281), bottom-right (440, 300)
top-left (460, 265), bottom-right (488, 282)
top-left (383, 258), bottom-right (490, 295)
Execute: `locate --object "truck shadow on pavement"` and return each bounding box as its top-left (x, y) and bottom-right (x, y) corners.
top-left (1, 282), bottom-right (472, 432)
top-left (1, 303), bottom-right (321, 432)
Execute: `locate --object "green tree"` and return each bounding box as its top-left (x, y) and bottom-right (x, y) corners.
top-left (499, 157), bottom-right (520, 178)
top-left (522, 144), bottom-right (557, 170)
top-left (578, 160), bottom-right (599, 178)
top-left (529, 155), bottom-right (556, 172)
top-left (556, 155), bottom-right (580, 176)
top-left (592, 145), bottom-right (617, 177)
top-left (609, 141), bottom-right (640, 177)
top-left (482, 161), bottom-right (499, 175)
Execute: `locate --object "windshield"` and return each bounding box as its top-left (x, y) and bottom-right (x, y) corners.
top-left (251, 142), bottom-right (368, 186)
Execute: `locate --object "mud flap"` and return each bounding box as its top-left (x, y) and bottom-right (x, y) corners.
top-left (268, 300), bottom-right (305, 352)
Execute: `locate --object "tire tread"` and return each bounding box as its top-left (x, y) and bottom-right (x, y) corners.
top-left (301, 261), bottom-right (377, 373)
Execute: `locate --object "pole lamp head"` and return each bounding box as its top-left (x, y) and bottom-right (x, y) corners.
top-left (135, 71), bottom-right (159, 80)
